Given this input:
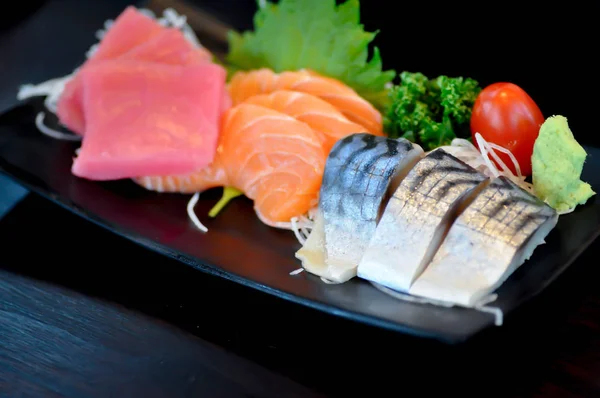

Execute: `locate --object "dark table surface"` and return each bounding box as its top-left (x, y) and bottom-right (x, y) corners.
top-left (2, 1), bottom-right (600, 397)
top-left (2, 167), bottom-right (600, 398)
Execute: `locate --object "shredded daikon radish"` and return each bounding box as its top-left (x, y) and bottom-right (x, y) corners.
top-left (289, 268), bottom-right (304, 276)
top-left (474, 132), bottom-right (534, 194)
top-left (290, 217), bottom-right (307, 245)
top-left (138, 8), bottom-right (156, 18)
top-left (187, 196), bottom-right (316, 237)
top-left (86, 44), bottom-right (99, 59)
top-left (161, 8), bottom-right (187, 29)
top-left (34, 112), bottom-right (82, 141)
top-left (95, 19), bottom-right (114, 41)
top-left (473, 293), bottom-right (504, 326)
top-left (438, 134), bottom-right (534, 195)
top-left (255, 210), bottom-right (295, 230)
top-left (476, 306), bottom-right (503, 326)
top-left (370, 281), bottom-right (504, 326)
top-left (17, 74), bottom-right (73, 114)
top-left (256, 208), bottom-right (315, 233)
top-left (290, 210), bottom-right (316, 245)
top-left (186, 192), bottom-right (208, 233)
top-left (158, 8), bottom-right (203, 48)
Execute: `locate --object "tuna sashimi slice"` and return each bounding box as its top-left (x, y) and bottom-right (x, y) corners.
top-left (72, 61), bottom-right (225, 180)
top-left (120, 29), bottom-right (231, 119)
top-left (121, 27), bottom-right (213, 66)
top-left (57, 6), bottom-right (166, 135)
top-left (91, 6), bottom-right (165, 60)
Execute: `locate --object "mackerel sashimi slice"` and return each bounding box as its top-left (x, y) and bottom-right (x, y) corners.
top-left (72, 60), bottom-right (226, 180)
top-left (57, 6), bottom-right (166, 135)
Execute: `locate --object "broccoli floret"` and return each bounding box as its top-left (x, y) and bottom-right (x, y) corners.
top-left (384, 72), bottom-right (481, 151)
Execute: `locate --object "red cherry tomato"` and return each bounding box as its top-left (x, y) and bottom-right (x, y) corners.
top-left (470, 82), bottom-right (544, 176)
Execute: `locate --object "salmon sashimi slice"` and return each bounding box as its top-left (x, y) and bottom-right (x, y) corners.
top-left (135, 104), bottom-right (326, 224)
top-left (228, 69), bottom-right (278, 105)
top-left (228, 68), bottom-right (383, 135)
top-left (57, 6), bottom-right (166, 135)
top-left (242, 90), bottom-right (379, 154)
top-left (135, 157), bottom-right (228, 194)
top-left (221, 104), bottom-right (325, 222)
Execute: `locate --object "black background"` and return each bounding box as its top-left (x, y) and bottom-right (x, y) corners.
top-left (195, 0), bottom-right (597, 146)
top-left (3, 0), bottom-right (596, 145)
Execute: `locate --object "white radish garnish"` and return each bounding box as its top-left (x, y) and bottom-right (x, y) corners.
top-left (290, 212), bottom-right (315, 244)
top-left (17, 74), bottom-right (74, 115)
top-left (186, 192), bottom-right (208, 233)
top-left (34, 112), bottom-right (81, 142)
top-left (439, 134), bottom-right (534, 195)
top-left (255, 208), bottom-right (315, 235)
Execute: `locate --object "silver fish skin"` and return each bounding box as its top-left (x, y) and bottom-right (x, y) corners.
top-left (410, 176), bottom-right (558, 306)
top-left (318, 133), bottom-right (424, 282)
top-left (357, 148), bottom-right (490, 292)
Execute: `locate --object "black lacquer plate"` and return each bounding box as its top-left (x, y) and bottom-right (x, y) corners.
top-left (2, 0), bottom-right (600, 344)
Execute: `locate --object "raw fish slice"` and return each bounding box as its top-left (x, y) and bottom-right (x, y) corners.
top-left (137, 103), bottom-right (326, 224)
top-left (284, 71), bottom-right (381, 135)
top-left (72, 61), bottom-right (224, 180)
top-left (243, 90), bottom-right (376, 153)
top-left (120, 29), bottom-right (226, 127)
top-left (228, 68), bottom-right (382, 135)
top-left (313, 133), bottom-right (424, 282)
top-left (121, 28), bottom-right (213, 66)
top-left (221, 104), bottom-right (325, 223)
top-left (357, 149), bottom-right (490, 292)
top-left (228, 69), bottom-right (278, 105)
top-left (135, 160), bottom-right (228, 193)
top-left (119, 28), bottom-right (231, 119)
top-left (137, 103), bottom-right (330, 225)
top-left (57, 6), bottom-right (165, 135)
top-left (90, 6), bottom-right (165, 60)
top-left (409, 176), bottom-right (558, 306)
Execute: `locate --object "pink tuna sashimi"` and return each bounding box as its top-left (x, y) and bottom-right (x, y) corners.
top-left (121, 28), bottom-right (213, 66)
top-left (90, 6), bottom-right (165, 60)
top-left (121, 28), bottom-right (231, 118)
top-left (57, 6), bottom-right (165, 135)
top-left (72, 61), bottom-right (226, 181)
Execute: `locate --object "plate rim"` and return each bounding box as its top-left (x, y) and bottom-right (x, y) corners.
top-left (0, 150), bottom-right (492, 344)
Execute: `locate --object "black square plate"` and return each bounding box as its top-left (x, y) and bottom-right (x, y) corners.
top-left (1, 0), bottom-right (599, 344)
